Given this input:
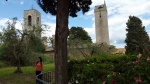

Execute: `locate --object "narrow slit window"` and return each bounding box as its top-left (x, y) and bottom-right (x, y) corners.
top-left (37, 17), bottom-right (39, 25)
top-left (28, 15), bottom-right (32, 26)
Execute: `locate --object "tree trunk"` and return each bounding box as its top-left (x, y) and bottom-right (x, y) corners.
top-left (55, 0), bottom-right (69, 84)
top-left (14, 59), bottom-right (22, 74)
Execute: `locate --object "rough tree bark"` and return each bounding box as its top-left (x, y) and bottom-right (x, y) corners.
top-left (14, 32), bottom-right (26, 74)
top-left (14, 58), bottom-right (22, 74)
top-left (55, 0), bottom-right (69, 84)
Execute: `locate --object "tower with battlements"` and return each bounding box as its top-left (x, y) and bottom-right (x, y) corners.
top-left (94, 1), bottom-right (109, 45)
top-left (24, 9), bottom-right (41, 38)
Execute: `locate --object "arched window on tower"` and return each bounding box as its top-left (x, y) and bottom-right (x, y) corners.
top-left (28, 15), bottom-right (32, 26)
top-left (37, 17), bottom-right (39, 25)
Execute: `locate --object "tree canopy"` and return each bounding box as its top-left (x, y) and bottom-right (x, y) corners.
top-left (4, 0), bottom-right (92, 83)
top-left (0, 18), bottom-right (45, 73)
top-left (36, 0), bottom-right (92, 83)
top-left (68, 26), bottom-right (92, 43)
top-left (125, 16), bottom-right (149, 55)
top-left (37, 0), bottom-right (92, 17)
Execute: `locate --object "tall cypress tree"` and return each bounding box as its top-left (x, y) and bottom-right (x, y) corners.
top-left (37, 0), bottom-right (92, 83)
top-left (125, 16), bottom-right (149, 55)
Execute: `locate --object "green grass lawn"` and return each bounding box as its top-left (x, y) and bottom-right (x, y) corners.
top-left (0, 64), bottom-right (54, 84)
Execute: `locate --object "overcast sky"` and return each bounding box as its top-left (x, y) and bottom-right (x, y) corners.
top-left (0, 0), bottom-right (150, 48)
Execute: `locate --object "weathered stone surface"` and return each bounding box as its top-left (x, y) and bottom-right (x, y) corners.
top-left (24, 9), bottom-right (41, 38)
top-left (94, 2), bottom-right (109, 45)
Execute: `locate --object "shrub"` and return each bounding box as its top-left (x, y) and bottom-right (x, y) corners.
top-left (68, 53), bottom-right (150, 84)
top-left (68, 54), bottom-right (119, 84)
top-left (42, 55), bottom-right (54, 64)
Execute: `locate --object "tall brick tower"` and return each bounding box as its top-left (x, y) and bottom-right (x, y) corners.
top-left (94, 1), bottom-right (109, 45)
top-left (24, 9), bottom-right (41, 38)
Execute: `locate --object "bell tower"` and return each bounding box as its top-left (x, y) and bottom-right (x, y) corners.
top-left (24, 9), bottom-right (41, 38)
top-left (94, 1), bottom-right (109, 45)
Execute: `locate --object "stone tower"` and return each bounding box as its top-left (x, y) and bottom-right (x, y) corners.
top-left (94, 1), bottom-right (109, 45)
top-left (24, 9), bottom-right (41, 38)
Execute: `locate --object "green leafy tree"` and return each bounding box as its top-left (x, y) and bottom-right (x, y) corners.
top-left (0, 19), bottom-right (28, 73)
top-left (68, 38), bottom-right (91, 58)
top-left (37, 0), bottom-right (92, 83)
top-left (68, 26), bottom-right (92, 43)
top-left (125, 16), bottom-right (149, 55)
top-left (0, 18), bottom-right (45, 73)
top-left (67, 27), bottom-right (115, 58)
top-left (67, 27), bottom-right (92, 58)
top-left (27, 33), bottom-right (45, 53)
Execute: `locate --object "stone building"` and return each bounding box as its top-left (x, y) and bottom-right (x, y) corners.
top-left (24, 9), bottom-right (41, 38)
top-left (94, 1), bottom-right (109, 45)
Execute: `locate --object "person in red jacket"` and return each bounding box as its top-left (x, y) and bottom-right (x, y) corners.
top-left (33, 57), bottom-right (43, 79)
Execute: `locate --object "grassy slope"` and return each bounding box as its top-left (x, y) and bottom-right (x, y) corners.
top-left (0, 64), bottom-right (54, 84)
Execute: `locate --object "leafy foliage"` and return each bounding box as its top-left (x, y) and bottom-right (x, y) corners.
top-left (67, 54), bottom-right (126, 84)
top-left (27, 33), bottom-right (45, 53)
top-left (37, 0), bottom-right (92, 17)
top-left (68, 39), bottom-right (91, 59)
top-left (67, 27), bottom-right (93, 58)
top-left (125, 16), bottom-right (149, 55)
top-left (90, 43), bottom-right (116, 55)
top-left (0, 19), bottom-right (45, 68)
top-left (68, 26), bottom-right (92, 43)
top-left (37, 0), bottom-right (92, 83)
top-left (68, 40), bottom-right (116, 59)
top-left (68, 53), bottom-right (150, 84)
top-left (0, 25), bottom-right (27, 66)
